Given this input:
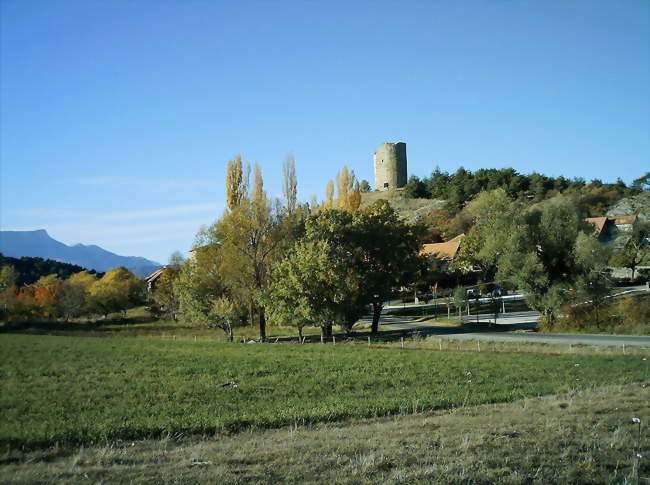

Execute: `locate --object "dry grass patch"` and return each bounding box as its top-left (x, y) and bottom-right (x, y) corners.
top-left (2, 384), bottom-right (648, 484)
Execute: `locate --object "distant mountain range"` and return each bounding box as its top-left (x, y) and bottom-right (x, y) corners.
top-left (0, 229), bottom-right (162, 277)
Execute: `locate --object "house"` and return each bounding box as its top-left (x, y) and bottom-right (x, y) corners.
top-left (144, 267), bottom-right (165, 292)
top-left (420, 234), bottom-right (465, 271)
top-left (585, 217), bottom-right (613, 241)
top-left (585, 215), bottom-right (637, 247)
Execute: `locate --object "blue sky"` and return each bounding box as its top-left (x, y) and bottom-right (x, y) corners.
top-left (1, 0), bottom-right (648, 264)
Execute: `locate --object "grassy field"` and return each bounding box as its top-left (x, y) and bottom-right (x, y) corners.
top-left (1, 384), bottom-right (647, 484)
top-left (1, 333), bottom-right (648, 449)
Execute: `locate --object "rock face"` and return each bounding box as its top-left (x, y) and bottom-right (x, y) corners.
top-left (374, 142), bottom-right (407, 191)
top-left (0, 229), bottom-right (162, 277)
top-left (606, 192), bottom-right (650, 219)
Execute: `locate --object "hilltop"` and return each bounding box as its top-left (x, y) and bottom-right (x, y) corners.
top-left (360, 189), bottom-right (446, 224)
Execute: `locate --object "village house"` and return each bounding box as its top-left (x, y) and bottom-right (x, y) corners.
top-left (419, 234), bottom-right (465, 272)
top-left (585, 215), bottom-right (638, 247)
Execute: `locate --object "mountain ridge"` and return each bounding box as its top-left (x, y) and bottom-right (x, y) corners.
top-left (0, 229), bottom-right (162, 277)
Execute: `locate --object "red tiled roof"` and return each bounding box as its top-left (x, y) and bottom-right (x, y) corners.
top-left (613, 215), bottom-right (636, 225)
top-left (144, 268), bottom-right (165, 283)
top-left (585, 217), bottom-right (609, 236)
top-left (420, 234), bottom-right (465, 260)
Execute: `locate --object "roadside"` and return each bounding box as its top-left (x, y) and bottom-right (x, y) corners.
top-left (374, 314), bottom-right (650, 348)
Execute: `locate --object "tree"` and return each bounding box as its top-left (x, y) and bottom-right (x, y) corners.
top-left (88, 267), bottom-right (144, 318)
top-left (282, 154), bottom-right (298, 214)
top-left (609, 222), bottom-right (650, 280)
top-left (225, 155), bottom-right (250, 210)
top-left (324, 180), bottom-right (335, 209)
top-left (214, 165), bottom-right (284, 340)
top-left (0, 265), bottom-right (17, 292)
top-left (59, 271), bottom-right (97, 320)
top-left (348, 181), bottom-right (362, 212)
top-left (451, 189), bottom-right (520, 280)
top-left (32, 274), bottom-right (64, 319)
top-left (352, 201), bottom-right (426, 334)
top-left (452, 287), bottom-right (468, 317)
top-left (0, 265), bottom-right (18, 321)
top-left (359, 180), bottom-right (371, 192)
top-left (207, 297), bottom-right (242, 342)
top-left (336, 167), bottom-right (351, 209)
top-left (152, 252), bottom-right (184, 322)
top-left (497, 197), bottom-right (593, 328)
top-left (296, 201), bottom-right (425, 335)
top-left (267, 239), bottom-right (365, 338)
top-left (404, 175), bottom-right (428, 198)
top-left (632, 172), bottom-right (650, 191)
top-left (176, 244), bottom-right (243, 340)
top-left (573, 232), bottom-right (612, 326)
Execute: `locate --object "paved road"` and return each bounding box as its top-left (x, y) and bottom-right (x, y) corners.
top-left (460, 311), bottom-right (539, 327)
top-left (383, 285), bottom-right (649, 315)
top-left (383, 294), bottom-right (525, 313)
top-left (371, 314), bottom-right (650, 348)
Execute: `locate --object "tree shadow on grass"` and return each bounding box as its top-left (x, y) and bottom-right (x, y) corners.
top-left (270, 320), bottom-right (535, 345)
top-left (0, 314), bottom-right (160, 335)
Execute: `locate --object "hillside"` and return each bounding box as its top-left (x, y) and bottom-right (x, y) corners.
top-left (363, 188), bottom-right (650, 227)
top-left (0, 229), bottom-right (161, 277)
top-left (606, 191), bottom-right (650, 218)
top-left (0, 254), bottom-right (103, 286)
top-left (360, 189), bottom-right (446, 224)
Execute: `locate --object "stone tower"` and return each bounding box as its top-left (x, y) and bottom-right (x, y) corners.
top-left (374, 142), bottom-right (407, 191)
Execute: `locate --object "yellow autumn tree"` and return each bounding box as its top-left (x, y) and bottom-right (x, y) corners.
top-left (324, 180), bottom-right (334, 209)
top-left (348, 180), bottom-right (362, 211)
top-left (336, 167), bottom-right (350, 208)
top-left (225, 155), bottom-right (250, 210)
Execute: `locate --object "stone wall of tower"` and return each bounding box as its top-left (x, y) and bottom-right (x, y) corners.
top-left (373, 142), bottom-right (407, 191)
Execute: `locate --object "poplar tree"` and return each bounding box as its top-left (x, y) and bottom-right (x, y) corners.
top-left (225, 155), bottom-right (250, 210)
top-left (336, 167), bottom-right (351, 208)
top-left (216, 164), bottom-right (283, 340)
top-left (283, 154), bottom-right (298, 214)
top-left (324, 180), bottom-right (334, 209)
top-left (348, 181), bottom-right (362, 211)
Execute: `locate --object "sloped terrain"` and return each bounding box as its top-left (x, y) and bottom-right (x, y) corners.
top-left (360, 190), bottom-right (446, 224)
top-left (606, 191), bottom-right (650, 218)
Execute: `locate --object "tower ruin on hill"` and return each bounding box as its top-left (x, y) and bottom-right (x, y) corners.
top-left (373, 142), bottom-right (407, 191)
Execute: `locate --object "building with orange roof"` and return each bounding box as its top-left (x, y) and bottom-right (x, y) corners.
top-left (144, 267), bottom-right (165, 292)
top-left (585, 215), bottom-right (639, 247)
top-left (420, 234), bottom-right (465, 261)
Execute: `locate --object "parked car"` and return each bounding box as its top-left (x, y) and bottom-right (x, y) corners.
top-left (466, 288), bottom-right (480, 298)
top-left (491, 288), bottom-right (507, 297)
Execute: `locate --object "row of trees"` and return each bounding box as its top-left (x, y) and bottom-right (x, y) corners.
top-left (0, 266), bottom-right (144, 322)
top-left (0, 254), bottom-right (103, 286)
top-left (154, 156), bottom-right (425, 340)
top-left (403, 167), bottom-right (648, 209)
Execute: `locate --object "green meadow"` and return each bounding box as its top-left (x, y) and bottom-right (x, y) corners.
top-left (0, 334), bottom-right (647, 448)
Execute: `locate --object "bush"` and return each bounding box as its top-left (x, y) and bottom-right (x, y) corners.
top-left (554, 294), bottom-right (650, 334)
